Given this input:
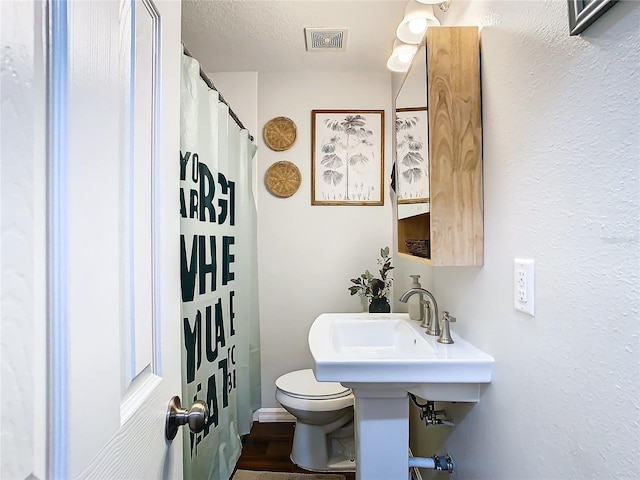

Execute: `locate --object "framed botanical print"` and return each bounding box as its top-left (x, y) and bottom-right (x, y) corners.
top-left (311, 110), bottom-right (385, 205)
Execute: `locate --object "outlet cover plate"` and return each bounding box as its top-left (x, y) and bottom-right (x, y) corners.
top-left (514, 258), bottom-right (535, 316)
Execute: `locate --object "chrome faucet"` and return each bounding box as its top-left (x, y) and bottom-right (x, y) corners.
top-left (399, 288), bottom-right (440, 336)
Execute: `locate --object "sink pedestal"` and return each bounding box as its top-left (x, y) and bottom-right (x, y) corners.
top-left (347, 384), bottom-right (411, 480)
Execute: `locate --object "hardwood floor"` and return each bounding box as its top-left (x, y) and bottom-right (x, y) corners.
top-left (234, 422), bottom-right (356, 479)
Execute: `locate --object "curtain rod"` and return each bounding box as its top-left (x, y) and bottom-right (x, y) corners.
top-left (182, 45), bottom-right (255, 142)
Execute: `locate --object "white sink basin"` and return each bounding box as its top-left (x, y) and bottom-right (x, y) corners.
top-left (309, 312), bottom-right (494, 401)
top-left (330, 317), bottom-right (433, 357)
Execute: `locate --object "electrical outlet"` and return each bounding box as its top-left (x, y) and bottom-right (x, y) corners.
top-left (514, 258), bottom-right (535, 316)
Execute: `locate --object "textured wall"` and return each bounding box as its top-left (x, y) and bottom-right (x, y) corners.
top-left (394, 1), bottom-right (640, 478)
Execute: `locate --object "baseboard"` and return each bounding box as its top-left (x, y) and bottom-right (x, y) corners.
top-left (253, 407), bottom-right (295, 423)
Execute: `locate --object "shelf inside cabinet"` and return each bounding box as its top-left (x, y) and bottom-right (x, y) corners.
top-left (398, 252), bottom-right (433, 266)
top-left (398, 213), bottom-right (431, 262)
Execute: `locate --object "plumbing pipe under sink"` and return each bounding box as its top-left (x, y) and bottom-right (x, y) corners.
top-left (409, 454), bottom-right (454, 472)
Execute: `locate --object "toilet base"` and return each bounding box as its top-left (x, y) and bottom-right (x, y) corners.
top-left (291, 416), bottom-right (356, 472)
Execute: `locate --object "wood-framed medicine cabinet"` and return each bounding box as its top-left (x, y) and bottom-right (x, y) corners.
top-left (395, 26), bottom-right (483, 266)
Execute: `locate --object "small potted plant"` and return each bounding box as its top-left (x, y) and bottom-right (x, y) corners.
top-left (348, 247), bottom-right (394, 313)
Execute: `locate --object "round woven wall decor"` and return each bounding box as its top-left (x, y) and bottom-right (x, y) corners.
top-left (265, 161), bottom-right (301, 198)
top-left (263, 116), bottom-right (297, 151)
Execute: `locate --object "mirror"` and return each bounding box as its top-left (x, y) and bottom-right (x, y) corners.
top-left (395, 44), bottom-right (429, 220)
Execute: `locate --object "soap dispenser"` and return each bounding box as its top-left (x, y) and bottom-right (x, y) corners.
top-left (408, 275), bottom-right (424, 321)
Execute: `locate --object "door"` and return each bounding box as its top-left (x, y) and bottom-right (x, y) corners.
top-left (1, 0), bottom-right (185, 478)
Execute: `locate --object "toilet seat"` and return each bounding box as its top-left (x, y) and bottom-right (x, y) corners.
top-left (276, 369), bottom-right (351, 399)
top-left (275, 369), bottom-right (353, 412)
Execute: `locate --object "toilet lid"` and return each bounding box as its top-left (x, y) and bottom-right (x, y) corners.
top-left (276, 369), bottom-right (351, 399)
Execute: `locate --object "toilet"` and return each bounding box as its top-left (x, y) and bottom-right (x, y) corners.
top-left (275, 369), bottom-right (356, 472)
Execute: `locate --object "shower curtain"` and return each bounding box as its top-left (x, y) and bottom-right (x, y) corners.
top-left (180, 52), bottom-right (261, 480)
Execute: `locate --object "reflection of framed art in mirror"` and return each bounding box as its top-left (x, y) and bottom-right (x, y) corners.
top-left (396, 107), bottom-right (429, 204)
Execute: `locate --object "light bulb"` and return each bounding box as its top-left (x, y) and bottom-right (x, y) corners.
top-left (395, 3), bottom-right (440, 45)
top-left (409, 18), bottom-right (428, 35)
top-left (387, 40), bottom-right (418, 72)
top-left (398, 52), bottom-right (414, 64)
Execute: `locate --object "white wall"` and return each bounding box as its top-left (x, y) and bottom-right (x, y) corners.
top-left (394, 1), bottom-right (640, 479)
top-left (257, 72), bottom-right (394, 407)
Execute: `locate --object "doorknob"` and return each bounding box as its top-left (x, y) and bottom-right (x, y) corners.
top-left (165, 395), bottom-right (209, 441)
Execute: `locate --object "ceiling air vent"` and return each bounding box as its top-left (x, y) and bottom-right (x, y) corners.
top-left (305, 28), bottom-right (348, 51)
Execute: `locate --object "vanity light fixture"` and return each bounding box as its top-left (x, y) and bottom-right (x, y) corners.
top-left (386, 39), bottom-right (418, 72)
top-left (396, 1), bottom-right (440, 45)
top-left (415, 0), bottom-right (451, 13)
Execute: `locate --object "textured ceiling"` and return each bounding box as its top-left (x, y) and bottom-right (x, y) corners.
top-left (181, 0), bottom-right (410, 74)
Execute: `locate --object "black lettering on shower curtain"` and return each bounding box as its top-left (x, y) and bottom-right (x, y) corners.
top-left (180, 150), bottom-right (240, 459)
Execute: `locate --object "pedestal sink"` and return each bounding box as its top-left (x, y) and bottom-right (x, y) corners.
top-left (308, 313), bottom-right (494, 480)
